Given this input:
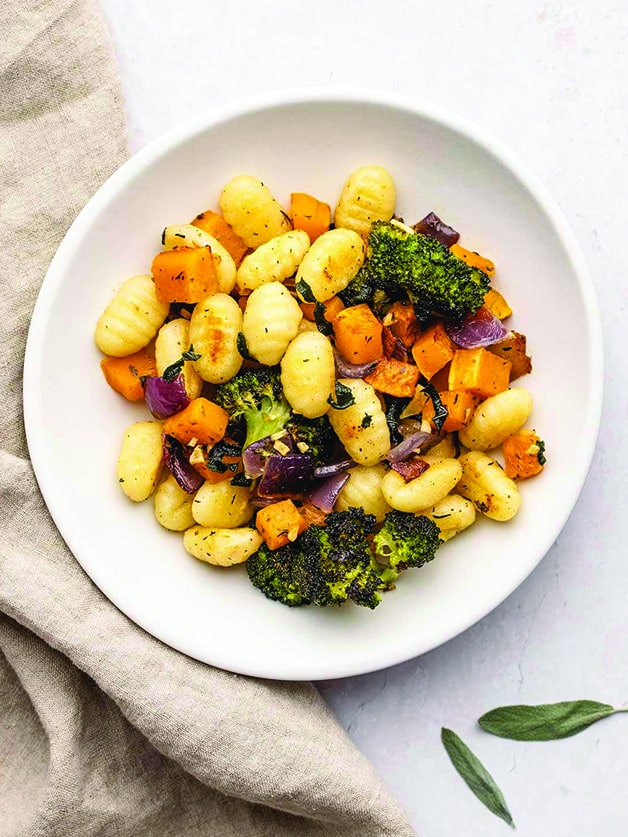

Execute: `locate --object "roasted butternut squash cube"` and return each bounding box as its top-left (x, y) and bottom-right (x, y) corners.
top-left (411, 322), bottom-right (456, 380)
top-left (256, 499), bottom-right (307, 550)
top-left (484, 288), bottom-right (512, 320)
top-left (333, 304), bottom-right (383, 364)
top-left (100, 346), bottom-right (157, 401)
top-left (364, 357), bottom-right (420, 398)
top-left (290, 192), bottom-right (331, 243)
top-left (421, 389), bottom-right (480, 432)
top-left (191, 210), bottom-right (248, 265)
top-left (163, 398), bottom-right (228, 446)
top-left (382, 300), bottom-right (421, 347)
top-left (503, 430), bottom-right (546, 479)
top-left (488, 331), bottom-right (532, 381)
top-left (448, 348), bottom-right (511, 399)
top-left (450, 244), bottom-right (495, 277)
top-left (430, 362), bottom-right (451, 392)
top-left (152, 246), bottom-right (219, 304)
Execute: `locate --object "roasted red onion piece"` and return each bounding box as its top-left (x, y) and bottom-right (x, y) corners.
top-left (249, 496), bottom-right (276, 508)
top-left (333, 350), bottom-right (378, 379)
top-left (390, 455), bottom-right (430, 481)
top-left (143, 374), bottom-right (189, 419)
top-left (258, 453), bottom-right (314, 497)
top-left (313, 459), bottom-right (354, 478)
top-left (242, 434), bottom-right (294, 477)
top-left (386, 431), bottom-right (435, 463)
top-left (306, 473), bottom-right (350, 512)
top-left (413, 212), bottom-right (460, 247)
top-left (242, 436), bottom-right (271, 477)
top-left (162, 435), bottom-right (204, 494)
top-left (446, 306), bottom-right (507, 349)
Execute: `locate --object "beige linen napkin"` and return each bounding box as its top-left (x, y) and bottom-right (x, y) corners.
top-left (0, 2), bottom-right (414, 835)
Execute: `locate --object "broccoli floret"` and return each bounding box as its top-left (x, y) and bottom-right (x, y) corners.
top-left (246, 542), bottom-right (308, 607)
top-left (373, 510), bottom-right (442, 586)
top-left (293, 509), bottom-right (381, 609)
top-left (215, 367), bottom-right (291, 449)
top-left (346, 221), bottom-right (490, 322)
top-left (247, 508), bottom-right (383, 609)
top-left (286, 415), bottom-right (336, 466)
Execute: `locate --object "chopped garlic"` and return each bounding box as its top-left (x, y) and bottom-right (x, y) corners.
top-left (390, 218), bottom-right (415, 236)
top-left (273, 440), bottom-right (291, 456)
top-left (189, 446), bottom-right (205, 465)
top-left (287, 524), bottom-right (301, 542)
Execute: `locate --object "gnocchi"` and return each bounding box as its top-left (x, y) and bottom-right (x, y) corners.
top-left (327, 378), bottom-right (390, 466)
top-left (381, 458), bottom-right (463, 514)
top-left (183, 526), bottom-right (263, 566)
top-left (236, 230), bottom-right (310, 292)
top-left (334, 165), bottom-right (396, 236)
top-left (154, 474), bottom-right (196, 531)
top-left (155, 318), bottom-right (203, 399)
top-left (295, 228), bottom-right (365, 301)
top-left (425, 494), bottom-right (476, 542)
top-left (95, 275), bottom-right (168, 357)
top-left (458, 388), bottom-right (533, 451)
top-left (457, 451), bottom-right (521, 521)
top-left (162, 224), bottom-right (237, 294)
top-left (219, 175), bottom-right (291, 247)
top-left (242, 282), bottom-right (302, 366)
top-left (281, 331), bottom-right (335, 418)
top-left (192, 481), bottom-right (253, 528)
top-left (336, 464), bottom-right (391, 522)
top-left (189, 293), bottom-right (243, 383)
top-left (117, 421), bottom-right (164, 502)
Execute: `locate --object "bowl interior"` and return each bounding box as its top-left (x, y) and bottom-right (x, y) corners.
top-left (24, 97), bottom-right (601, 679)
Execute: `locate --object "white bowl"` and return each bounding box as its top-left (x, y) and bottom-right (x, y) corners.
top-left (23, 91), bottom-right (602, 680)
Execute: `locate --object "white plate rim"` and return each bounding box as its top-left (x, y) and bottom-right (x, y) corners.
top-left (23, 88), bottom-right (604, 680)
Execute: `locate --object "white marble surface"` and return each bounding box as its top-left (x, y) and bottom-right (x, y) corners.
top-left (98, 1), bottom-right (628, 833)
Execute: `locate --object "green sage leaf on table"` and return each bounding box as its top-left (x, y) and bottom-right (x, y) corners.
top-left (479, 700), bottom-right (624, 741)
top-left (441, 728), bottom-right (515, 828)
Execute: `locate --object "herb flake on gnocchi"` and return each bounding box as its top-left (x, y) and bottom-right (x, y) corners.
top-left (96, 166), bottom-right (545, 608)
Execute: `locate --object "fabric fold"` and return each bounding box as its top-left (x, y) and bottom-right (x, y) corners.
top-left (0, 1), bottom-right (414, 834)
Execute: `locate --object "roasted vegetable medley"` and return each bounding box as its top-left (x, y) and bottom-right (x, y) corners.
top-left (96, 165), bottom-right (546, 610)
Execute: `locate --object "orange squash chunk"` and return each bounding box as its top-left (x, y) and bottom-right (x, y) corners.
top-left (430, 362), bottom-right (451, 392)
top-left (163, 398), bottom-right (228, 446)
top-left (450, 243), bottom-right (495, 277)
top-left (301, 295), bottom-right (345, 324)
top-left (448, 348), bottom-right (511, 399)
top-left (503, 430), bottom-right (546, 480)
top-left (382, 301), bottom-right (421, 347)
top-left (333, 304), bottom-right (383, 364)
top-left (411, 322), bottom-right (456, 380)
top-left (290, 192), bottom-right (331, 243)
top-left (191, 210), bottom-right (248, 265)
top-left (152, 246), bottom-right (219, 304)
top-left (364, 357), bottom-right (419, 398)
top-left (484, 288), bottom-right (512, 320)
top-left (422, 389), bottom-right (480, 432)
top-left (488, 331), bottom-right (532, 381)
top-left (256, 499), bottom-right (307, 550)
top-left (100, 346), bottom-right (156, 401)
